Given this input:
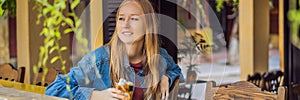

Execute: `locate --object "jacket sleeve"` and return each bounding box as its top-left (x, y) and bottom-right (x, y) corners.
top-left (46, 51), bottom-right (103, 100)
top-left (160, 49), bottom-right (184, 88)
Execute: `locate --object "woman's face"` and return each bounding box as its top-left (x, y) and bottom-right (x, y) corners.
top-left (116, 1), bottom-right (146, 44)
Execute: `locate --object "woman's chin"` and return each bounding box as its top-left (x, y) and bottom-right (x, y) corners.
top-left (119, 39), bottom-right (133, 44)
top-left (120, 38), bottom-right (144, 45)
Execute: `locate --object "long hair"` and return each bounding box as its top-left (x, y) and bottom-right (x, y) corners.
top-left (107, 0), bottom-right (160, 99)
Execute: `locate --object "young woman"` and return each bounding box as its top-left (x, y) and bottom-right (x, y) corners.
top-left (45, 0), bottom-right (183, 100)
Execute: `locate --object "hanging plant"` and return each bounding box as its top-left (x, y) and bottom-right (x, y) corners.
top-left (32, 0), bottom-right (88, 91)
top-left (215, 0), bottom-right (238, 12)
top-left (288, 0), bottom-right (300, 49)
top-left (0, 0), bottom-right (16, 17)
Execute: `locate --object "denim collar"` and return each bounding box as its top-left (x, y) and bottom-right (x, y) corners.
top-left (104, 46), bottom-right (146, 76)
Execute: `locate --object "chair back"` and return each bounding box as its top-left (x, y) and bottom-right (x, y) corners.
top-left (262, 71), bottom-right (284, 93)
top-left (17, 67), bottom-right (26, 83)
top-left (247, 72), bottom-right (262, 87)
top-left (0, 63), bottom-right (18, 81)
top-left (205, 81), bottom-right (217, 100)
top-left (34, 67), bottom-right (60, 87)
top-left (292, 84), bottom-right (300, 100)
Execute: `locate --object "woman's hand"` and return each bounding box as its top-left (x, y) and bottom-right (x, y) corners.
top-left (160, 75), bottom-right (169, 100)
top-left (90, 88), bottom-right (128, 100)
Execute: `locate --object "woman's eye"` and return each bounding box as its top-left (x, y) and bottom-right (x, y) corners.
top-left (118, 17), bottom-right (125, 21)
top-left (131, 18), bottom-right (139, 21)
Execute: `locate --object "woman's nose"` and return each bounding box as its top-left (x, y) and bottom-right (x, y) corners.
top-left (121, 19), bottom-right (130, 28)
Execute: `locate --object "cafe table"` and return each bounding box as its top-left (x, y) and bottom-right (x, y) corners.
top-left (0, 80), bottom-right (67, 100)
top-left (206, 81), bottom-right (286, 100)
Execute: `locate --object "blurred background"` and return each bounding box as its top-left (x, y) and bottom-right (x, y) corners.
top-left (0, 0), bottom-right (299, 99)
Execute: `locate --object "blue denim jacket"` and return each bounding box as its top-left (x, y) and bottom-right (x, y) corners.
top-left (45, 46), bottom-right (183, 100)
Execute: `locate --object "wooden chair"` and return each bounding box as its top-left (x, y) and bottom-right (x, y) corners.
top-left (0, 63), bottom-right (18, 81)
top-left (34, 67), bottom-right (60, 87)
top-left (177, 84), bottom-right (192, 100)
top-left (205, 81), bottom-right (217, 100)
top-left (176, 69), bottom-right (197, 100)
top-left (205, 81), bottom-right (286, 100)
top-left (292, 83), bottom-right (300, 100)
top-left (247, 72), bottom-right (262, 87)
top-left (262, 71), bottom-right (284, 93)
top-left (17, 66), bottom-right (26, 83)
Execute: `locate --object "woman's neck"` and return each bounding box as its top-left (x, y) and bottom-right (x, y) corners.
top-left (125, 41), bottom-right (144, 64)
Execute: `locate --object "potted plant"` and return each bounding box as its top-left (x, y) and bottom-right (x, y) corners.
top-left (32, 0), bottom-right (88, 90)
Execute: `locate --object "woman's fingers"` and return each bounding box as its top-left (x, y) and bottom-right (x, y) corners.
top-left (111, 92), bottom-right (126, 99)
top-left (161, 90), bottom-right (165, 100)
top-left (160, 75), bottom-right (170, 100)
top-left (108, 88), bottom-right (127, 99)
top-left (161, 88), bottom-right (169, 100)
top-left (165, 89), bottom-right (169, 100)
top-left (108, 88), bottom-right (124, 95)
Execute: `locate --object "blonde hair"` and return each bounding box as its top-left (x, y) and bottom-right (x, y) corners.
top-left (107, 0), bottom-right (161, 99)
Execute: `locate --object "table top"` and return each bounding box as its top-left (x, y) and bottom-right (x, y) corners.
top-left (0, 86), bottom-right (67, 100)
top-left (214, 81), bottom-right (284, 100)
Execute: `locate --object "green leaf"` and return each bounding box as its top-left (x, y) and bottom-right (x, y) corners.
top-left (44, 37), bottom-right (50, 44)
top-left (61, 66), bottom-right (66, 72)
top-left (43, 7), bottom-right (51, 15)
top-left (42, 56), bottom-right (48, 66)
top-left (50, 56), bottom-right (59, 64)
top-left (75, 20), bottom-right (81, 27)
top-left (65, 18), bottom-right (74, 25)
top-left (56, 17), bottom-right (63, 25)
top-left (61, 1), bottom-right (66, 9)
top-left (296, 11), bottom-right (300, 23)
top-left (67, 12), bottom-right (76, 17)
top-left (49, 46), bottom-right (57, 54)
top-left (76, 28), bottom-right (82, 35)
top-left (49, 29), bottom-right (55, 37)
top-left (42, 76), bottom-right (45, 84)
top-left (47, 18), bottom-right (53, 27)
top-left (39, 47), bottom-right (45, 58)
top-left (41, 28), bottom-right (48, 36)
top-left (55, 31), bottom-right (61, 39)
top-left (71, 0), bottom-right (80, 9)
top-left (61, 22), bottom-right (66, 26)
top-left (38, 62), bottom-right (42, 68)
top-left (288, 10), bottom-right (297, 21)
top-left (48, 39), bottom-right (55, 47)
top-left (33, 65), bottom-right (38, 74)
top-left (62, 60), bottom-right (66, 65)
top-left (66, 77), bottom-right (70, 83)
top-left (37, 13), bottom-right (42, 20)
top-left (0, 7), bottom-right (3, 16)
top-left (66, 85), bottom-right (71, 91)
top-left (60, 46), bottom-right (68, 51)
top-left (64, 28), bottom-right (73, 34)
top-left (83, 38), bottom-right (88, 46)
top-left (43, 68), bottom-right (48, 75)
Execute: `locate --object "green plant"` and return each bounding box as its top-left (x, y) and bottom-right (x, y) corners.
top-left (0, 0), bottom-right (16, 17)
top-left (32, 0), bottom-right (88, 91)
top-left (288, 0), bottom-right (300, 49)
top-left (215, 0), bottom-right (238, 12)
